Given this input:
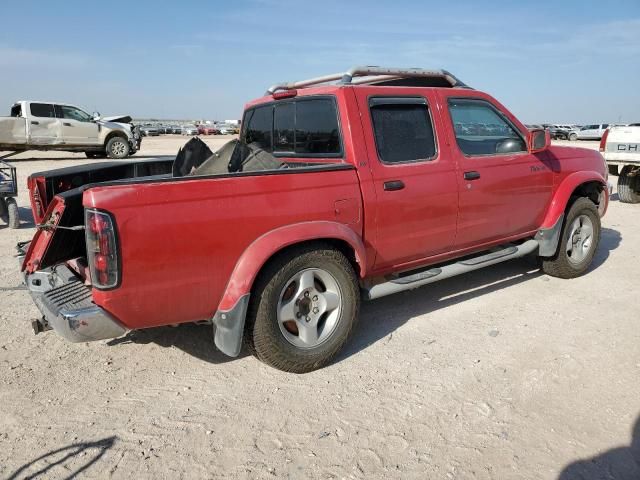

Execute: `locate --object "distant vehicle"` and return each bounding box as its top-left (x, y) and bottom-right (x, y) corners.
top-left (181, 126), bottom-right (198, 135)
top-left (198, 125), bottom-right (219, 135)
top-left (569, 124), bottom-right (609, 141)
top-left (525, 124), bottom-right (544, 130)
top-left (549, 125), bottom-right (571, 140)
top-left (0, 101), bottom-right (140, 159)
top-left (140, 126), bottom-right (160, 137)
top-left (170, 125), bottom-right (182, 134)
top-left (0, 160), bottom-right (19, 228)
top-left (600, 124), bottom-right (640, 203)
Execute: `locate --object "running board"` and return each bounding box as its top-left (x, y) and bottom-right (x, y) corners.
top-left (365, 240), bottom-right (539, 300)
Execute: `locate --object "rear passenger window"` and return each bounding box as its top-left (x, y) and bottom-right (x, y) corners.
top-left (30, 103), bottom-right (55, 118)
top-left (242, 97), bottom-right (341, 157)
top-left (369, 98), bottom-right (436, 163)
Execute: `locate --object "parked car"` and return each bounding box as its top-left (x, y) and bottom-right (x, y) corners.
top-left (569, 124), bottom-right (609, 141)
top-left (600, 124), bottom-right (640, 203)
top-left (549, 125), bottom-right (571, 140)
top-left (198, 125), bottom-right (219, 135)
top-left (18, 65), bottom-right (609, 373)
top-left (181, 126), bottom-right (199, 135)
top-left (140, 125), bottom-right (160, 137)
top-left (0, 101), bottom-right (140, 159)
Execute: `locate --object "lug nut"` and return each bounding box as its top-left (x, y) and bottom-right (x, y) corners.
top-left (313, 307), bottom-right (319, 314)
top-left (304, 291), bottom-right (310, 298)
top-left (305, 316), bottom-right (311, 322)
top-left (313, 295), bottom-right (318, 301)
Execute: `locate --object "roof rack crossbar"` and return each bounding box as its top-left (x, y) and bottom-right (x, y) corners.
top-left (266, 65), bottom-right (469, 95)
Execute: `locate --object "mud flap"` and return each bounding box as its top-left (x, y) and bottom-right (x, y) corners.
top-left (212, 294), bottom-right (250, 357)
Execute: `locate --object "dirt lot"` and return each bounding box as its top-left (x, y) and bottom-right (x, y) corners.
top-left (1, 138), bottom-right (638, 479)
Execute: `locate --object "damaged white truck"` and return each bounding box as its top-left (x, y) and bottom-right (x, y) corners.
top-left (0, 101), bottom-right (141, 160)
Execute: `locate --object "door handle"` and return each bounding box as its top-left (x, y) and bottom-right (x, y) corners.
top-left (383, 180), bottom-right (405, 191)
top-left (31, 121), bottom-right (39, 125)
top-left (63, 122), bottom-right (72, 127)
top-left (463, 171), bottom-right (481, 181)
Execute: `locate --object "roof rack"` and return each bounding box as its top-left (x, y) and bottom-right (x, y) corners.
top-left (266, 65), bottom-right (470, 95)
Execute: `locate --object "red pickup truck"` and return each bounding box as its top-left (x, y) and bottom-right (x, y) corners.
top-left (18, 66), bottom-right (609, 373)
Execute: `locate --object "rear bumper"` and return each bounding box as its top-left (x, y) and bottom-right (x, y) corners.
top-left (19, 254), bottom-right (126, 342)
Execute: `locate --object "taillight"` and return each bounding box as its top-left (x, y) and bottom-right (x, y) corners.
top-left (85, 209), bottom-right (119, 289)
top-left (599, 128), bottom-right (609, 152)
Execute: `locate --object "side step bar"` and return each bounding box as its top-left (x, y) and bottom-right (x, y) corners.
top-left (365, 240), bottom-right (539, 300)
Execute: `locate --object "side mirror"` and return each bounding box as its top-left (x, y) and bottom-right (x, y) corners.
top-left (528, 128), bottom-right (550, 154)
top-left (92, 111), bottom-right (101, 121)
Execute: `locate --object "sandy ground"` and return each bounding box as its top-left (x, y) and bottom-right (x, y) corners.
top-left (1, 138), bottom-right (639, 479)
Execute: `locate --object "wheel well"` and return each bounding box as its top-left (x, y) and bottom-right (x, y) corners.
top-left (104, 131), bottom-right (128, 146)
top-left (568, 181), bottom-right (603, 210)
top-left (251, 238), bottom-right (362, 293)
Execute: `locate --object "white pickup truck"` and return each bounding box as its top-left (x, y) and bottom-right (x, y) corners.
top-left (0, 101), bottom-right (141, 159)
top-left (601, 124), bottom-right (640, 203)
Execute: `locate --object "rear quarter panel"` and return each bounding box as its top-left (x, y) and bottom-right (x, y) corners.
top-left (83, 168), bottom-right (362, 329)
top-left (0, 117), bottom-right (27, 145)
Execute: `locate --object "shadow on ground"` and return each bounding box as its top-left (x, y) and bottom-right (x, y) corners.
top-left (558, 414), bottom-right (640, 480)
top-left (108, 322), bottom-right (248, 364)
top-left (6, 436), bottom-right (116, 479)
top-left (108, 227), bottom-right (620, 367)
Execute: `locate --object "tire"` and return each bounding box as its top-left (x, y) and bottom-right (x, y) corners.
top-left (0, 197), bottom-right (6, 219)
top-left (105, 136), bottom-right (130, 159)
top-left (568, 133), bottom-right (578, 141)
top-left (245, 244), bottom-right (360, 373)
top-left (6, 197), bottom-right (19, 229)
top-left (541, 197), bottom-right (600, 278)
top-left (617, 166), bottom-right (640, 204)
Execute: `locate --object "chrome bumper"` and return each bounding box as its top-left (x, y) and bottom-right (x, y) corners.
top-left (22, 260), bottom-right (125, 343)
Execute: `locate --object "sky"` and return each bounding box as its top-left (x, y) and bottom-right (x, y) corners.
top-left (1, 0), bottom-right (638, 123)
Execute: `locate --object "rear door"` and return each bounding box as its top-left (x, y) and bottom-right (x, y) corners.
top-left (442, 94), bottom-right (553, 249)
top-left (28, 103), bottom-right (62, 145)
top-left (353, 87), bottom-right (458, 271)
top-left (56, 104), bottom-right (100, 145)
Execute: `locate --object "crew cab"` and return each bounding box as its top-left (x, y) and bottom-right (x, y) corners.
top-left (601, 123), bottom-right (640, 203)
top-left (17, 66), bottom-right (609, 373)
top-left (0, 101), bottom-right (141, 159)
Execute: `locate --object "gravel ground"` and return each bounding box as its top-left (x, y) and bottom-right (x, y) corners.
top-left (1, 138), bottom-right (639, 479)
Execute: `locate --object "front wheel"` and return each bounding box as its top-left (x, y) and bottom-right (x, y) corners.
top-left (541, 197), bottom-right (600, 278)
top-left (617, 166), bottom-right (640, 204)
top-left (568, 133), bottom-right (578, 141)
top-left (246, 245), bottom-right (360, 373)
top-left (106, 136), bottom-right (130, 159)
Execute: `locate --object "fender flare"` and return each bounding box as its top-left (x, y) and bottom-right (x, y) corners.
top-left (217, 221), bottom-right (367, 312)
top-left (540, 171), bottom-right (607, 229)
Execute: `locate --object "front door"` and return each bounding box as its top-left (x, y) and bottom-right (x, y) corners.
top-left (354, 87), bottom-right (458, 271)
top-left (28, 103), bottom-right (62, 145)
top-left (443, 95), bottom-right (553, 249)
top-left (56, 105), bottom-right (100, 145)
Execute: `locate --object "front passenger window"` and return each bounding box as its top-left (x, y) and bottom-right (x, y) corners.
top-left (448, 99), bottom-right (526, 156)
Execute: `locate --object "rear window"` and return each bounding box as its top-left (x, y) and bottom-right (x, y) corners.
top-left (242, 97), bottom-right (341, 157)
top-left (30, 103), bottom-right (55, 118)
top-left (369, 98), bottom-right (437, 163)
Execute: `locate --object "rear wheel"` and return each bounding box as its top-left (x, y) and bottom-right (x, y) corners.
top-left (617, 166), bottom-right (640, 204)
top-left (541, 197), bottom-right (600, 278)
top-left (106, 136), bottom-right (130, 159)
top-left (246, 245), bottom-right (360, 373)
top-left (6, 197), bottom-right (19, 229)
